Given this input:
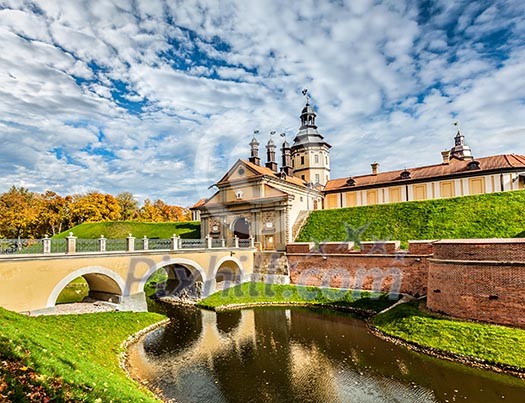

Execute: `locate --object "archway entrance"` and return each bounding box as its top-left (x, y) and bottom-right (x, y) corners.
top-left (233, 217), bottom-right (250, 239)
top-left (146, 264), bottom-right (204, 301)
top-left (53, 273), bottom-right (123, 305)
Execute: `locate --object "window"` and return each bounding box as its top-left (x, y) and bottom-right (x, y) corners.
top-left (389, 187), bottom-right (402, 203)
top-left (413, 184), bottom-right (427, 200)
top-left (301, 175), bottom-right (305, 180)
top-left (314, 154), bottom-right (319, 164)
top-left (292, 159), bottom-right (295, 167)
top-left (315, 174), bottom-right (320, 183)
top-left (325, 156), bottom-right (328, 164)
top-left (469, 178), bottom-right (485, 195)
top-left (440, 181), bottom-right (455, 198)
top-left (366, 190), bottom-right (378, 205)
top-left (301, 156), bottom-right (305, 165)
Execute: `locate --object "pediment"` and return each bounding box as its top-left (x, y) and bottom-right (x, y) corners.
top-left (217, 160), bottom-right (266, 185)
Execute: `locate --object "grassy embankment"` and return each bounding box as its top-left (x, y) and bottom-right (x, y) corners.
top-left (298, 190), bottom-right (525, 246)
top-left (373, 301), bottom-right (525, 371)
top-left (198, 282), bottom-right (400, 313)
top-left (0, 307), bottom-right (164, 402)
top-left (54, 220), bottom-right (201, 239)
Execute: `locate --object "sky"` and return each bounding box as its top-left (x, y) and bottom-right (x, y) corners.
top-left (0, 0), bottom-right (524, 206)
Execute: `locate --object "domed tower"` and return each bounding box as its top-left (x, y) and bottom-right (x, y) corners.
top-left (291, 90), bottom-right (331, 186)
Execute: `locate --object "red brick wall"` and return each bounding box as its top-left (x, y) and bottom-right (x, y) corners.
top-left (429, 239), bottom-right (525, 328)
top-left (433, 239), bottom-right (525, 261)
top-left (286, 245), bottom-right (430, 297)
top-left (428, 262), bottom-right (525, 327)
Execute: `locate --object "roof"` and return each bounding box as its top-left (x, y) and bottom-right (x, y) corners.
top-left (325, 154), bottom-right (525, 192)
top-left (222, 159), bottom-right (308, 188)
top-left (190, 198), bottom-right (207, 209)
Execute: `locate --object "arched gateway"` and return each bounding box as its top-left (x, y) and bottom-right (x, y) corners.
top-left (233, 217), bottom-right (250, 239)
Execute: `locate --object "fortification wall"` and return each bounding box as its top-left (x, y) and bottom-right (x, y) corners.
top-left (286, 241), bottom-right (433, 297)
top-left (428, 239), bottom-right (525, 328)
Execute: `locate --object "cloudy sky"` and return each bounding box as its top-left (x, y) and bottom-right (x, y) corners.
top-left (1, 0), bottom-right (524, 206)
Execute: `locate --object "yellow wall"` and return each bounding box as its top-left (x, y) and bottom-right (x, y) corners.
top-left (413, 184), bottom-right (427, 200)
top-left (440, 181), bottom-right (455, 198)
top-left (325, 193), bottom-right (338, 209)
top-left (345, 192), bottom-right (357, 207)
top-left (469, 177), bottom-right (485, 194)
top-left (389, 187), bottom-right (402, 203)
top-left (366, 190), bottom-right (378, 205)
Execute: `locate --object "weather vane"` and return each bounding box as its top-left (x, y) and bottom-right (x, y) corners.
top-left (302, 88), bottom-right (310, 103)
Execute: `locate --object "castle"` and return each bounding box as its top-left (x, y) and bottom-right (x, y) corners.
top-left (192, 95), bottom-right (525, 250)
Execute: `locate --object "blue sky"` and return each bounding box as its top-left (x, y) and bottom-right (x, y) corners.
top-left (0, 0), bottom-right (524, 206)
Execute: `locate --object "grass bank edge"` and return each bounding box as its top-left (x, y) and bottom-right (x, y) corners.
top-left (0, 308), bottom-right (166, 402)
top-left (372, 300), bottom-right (525, 374)
top-left (197, 282), bottom-right (401, 313)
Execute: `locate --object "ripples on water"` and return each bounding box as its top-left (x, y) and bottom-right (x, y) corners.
top-left (131, 305), bottom-right (525, 403)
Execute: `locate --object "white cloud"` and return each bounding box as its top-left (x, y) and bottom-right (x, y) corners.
top-left (0, 0), bottom-right (524, 206)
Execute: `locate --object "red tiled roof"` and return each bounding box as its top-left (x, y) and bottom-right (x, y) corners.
top-left (325, 154), bottom-right (525, 192)
top-left (190, 198), bottom-right (207, 209)
top-left (220, 159), bottom-right (308, 188)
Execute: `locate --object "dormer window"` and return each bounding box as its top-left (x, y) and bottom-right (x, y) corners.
top-left (467, 160), bottom-right (481, 170)
top-left (400, 170), bottom-right (411, 180)
top-left (346, 178), bottom-right (356, 186)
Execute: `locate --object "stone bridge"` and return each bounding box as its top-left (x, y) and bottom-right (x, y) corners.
top-left (0, 243), bottom-right (255, 314)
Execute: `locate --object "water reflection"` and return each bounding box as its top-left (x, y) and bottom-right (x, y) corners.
top-left (131, 306), bottom-right (525, 403)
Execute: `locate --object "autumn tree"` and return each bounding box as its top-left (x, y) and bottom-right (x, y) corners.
top-left (70, 192), bottom-right (121, 225)
top-left (116, 192), bottom-right (139, 221)
top-left (0, 186), bottom-right (40, 239)
top-left (138, 199), bottom-right (163, 222)
top-left (34, 191), bottom-right (71, 236)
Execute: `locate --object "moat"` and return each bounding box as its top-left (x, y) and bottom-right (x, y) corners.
top-left (129, 304), bottom-right (525, 403)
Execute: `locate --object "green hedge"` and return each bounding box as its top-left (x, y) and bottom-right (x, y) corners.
top-left (297, 190), bottom-right (525, 246)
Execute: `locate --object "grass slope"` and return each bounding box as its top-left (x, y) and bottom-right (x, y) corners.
top-left (198, 282), bottom-right (400, 313)
top-left (0, 308), bottom-right (164, 402)
top-left (54, 221), bottom-right (200, 239)
top-left (297, 190), bottom-right (525, 246)
top-left (373, 301), bottom-right (525, 369)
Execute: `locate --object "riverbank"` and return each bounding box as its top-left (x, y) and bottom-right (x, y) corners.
top-left (371, 300), bottom-right (525, 378)
top-left (197, 282), bottom-right (400, 314)
top-left (0, 307), bottom-right (165, 401)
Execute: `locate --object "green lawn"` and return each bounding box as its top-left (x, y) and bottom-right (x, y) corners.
top-left (0, 308), bottom-right (164, 402)
top-left (54, 221), bottom-right (200, 239)
top-left (197, 282), bottom-right (400, 312)
top-left (373, 301), bottom-right (525, 369)
top-left (56, 277), bottom-right (89, 304)
top-left (298, 190), bottom-right (525, 246)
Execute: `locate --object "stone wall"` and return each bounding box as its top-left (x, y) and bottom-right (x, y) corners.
top-left (428, 239), bottom-right (525, 328)
top-left (286, 241), bottom-right (433, 297)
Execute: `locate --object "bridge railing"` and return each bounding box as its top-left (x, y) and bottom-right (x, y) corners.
top-left (0, 234), bottom-right (255, 256)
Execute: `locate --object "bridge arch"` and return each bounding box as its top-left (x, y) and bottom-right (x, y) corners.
top-left (139, 258), bottom-right (207, 298)
top-left (212, 256), bottom-right (245, 292)
top-left (47, 266), bottom-right (126, 308)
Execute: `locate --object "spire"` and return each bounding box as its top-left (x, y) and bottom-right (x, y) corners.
top-left (292, 89), bottom-right (330, 150)
top-left (265, 131), bottom-right (278, 172)
top-left (449, 121), bottom-right (473, 160)
top-left (249, 129), bottom-right (260, 166)
top-left (280, 133), bottom-right (293, 176)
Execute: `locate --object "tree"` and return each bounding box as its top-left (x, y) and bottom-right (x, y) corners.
top-left (0, 186), bottom-right (40, 239)
top-left (116, 192), bottom-right (139, 221)
top-left (35, 191), bottom-right (71, 236)
top-left (138, 199), bottom-right (163, 222)
top-left (70, 192), bottom-right (121, 225)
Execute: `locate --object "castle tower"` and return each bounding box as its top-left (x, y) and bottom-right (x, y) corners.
top-left (280, 139), bottom-right (293, 176)
top-left (291, 90), bottom-right (331, 186)
top-left (449, 124), bottom-right (473, 160)
top-left (265, 138), bottom-right (278, 172)
top-left (248, 134), bottom-right (260, 166)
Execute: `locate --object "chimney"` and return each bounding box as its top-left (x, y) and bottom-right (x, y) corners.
top-left (265, 139), bottom-right (278, 172)
top-left (280, 140), bottom-right (293, 176)
top-left (249, 135), bottom-right (260, 166)
top-left (441, 150), bottom-right (450, 164)
top-left (371, 162), bottom-right (379, 175)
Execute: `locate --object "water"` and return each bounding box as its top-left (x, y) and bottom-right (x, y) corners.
top-left (130, 305), bottom-right (525, 403)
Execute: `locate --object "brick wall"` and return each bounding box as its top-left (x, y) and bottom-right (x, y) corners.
top-left (286, 241), bottom-right (433, 297)
top-left (428, 239), bottom-right (525, 328)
